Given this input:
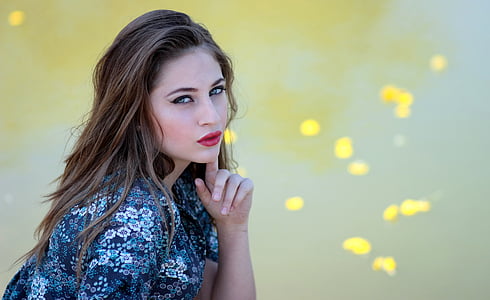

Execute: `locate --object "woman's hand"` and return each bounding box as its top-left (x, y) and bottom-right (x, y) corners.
top-left (195, 159), bottom-right (257, 300)
top-left (195, 159), bottom-right (253, 227)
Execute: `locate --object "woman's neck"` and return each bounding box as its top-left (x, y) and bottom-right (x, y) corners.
top-left (163, 161), bottom-right (190, 189)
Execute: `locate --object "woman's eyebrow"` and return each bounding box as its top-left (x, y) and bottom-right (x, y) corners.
top-left (211, 78), bottom-right (225, 86)
top-left (165, 78), bottom-right (225, 98)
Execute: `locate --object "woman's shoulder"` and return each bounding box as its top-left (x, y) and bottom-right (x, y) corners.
top-left (122, 177), bottom-right (169, 211)
top-left (51, 177), bottom-right (170, 251)
top-left (69, 176), bottom-right (168, 219)
top-left (82, 178), bottom-right (172, 266)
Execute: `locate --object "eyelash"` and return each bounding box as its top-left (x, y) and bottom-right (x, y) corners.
top-left (171, 85), bottom-right (226, 104)
top-left (210, 85), bottom-right (226, 96)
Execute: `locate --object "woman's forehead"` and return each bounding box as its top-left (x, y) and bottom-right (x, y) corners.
top-left (153, 48), bottom-right (223, 92)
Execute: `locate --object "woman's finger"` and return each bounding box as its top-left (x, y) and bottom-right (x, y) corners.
top-left (205, 158), bottom-right (219, 184)
top-left (195, 178), bottom-right (212, 207)
top-left (211, 169), bottom-right (231, 202)
top-left (220, 174), bottom-right (242, 215)
top-left (230, 178), bottom-right (254, 211)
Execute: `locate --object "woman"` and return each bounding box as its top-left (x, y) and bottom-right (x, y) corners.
top-left (3, 9), bottom-right (255, 300)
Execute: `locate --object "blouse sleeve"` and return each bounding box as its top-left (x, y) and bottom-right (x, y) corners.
top-left (77, 190), bottom-right (167, 299)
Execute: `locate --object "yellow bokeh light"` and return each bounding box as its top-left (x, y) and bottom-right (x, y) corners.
top-left (380, 85), bottom-right (401, 103)
top-left (334, 137), bottom-right (353, 159)
top-left (347, 160), bottom-right (369, 176)
top-left (8, 10), bottom-right (25, 27)
top-left (372, 256), bottom-right (384, 271)
top-left (396, 198), bottom-right (431, 217)
top-left (285, 196), bottom-right (304, 211)
top-left (381, 85), bottom-right (415, 119)
top-left (400, 199), bottom-right (419, 216)
top-left (383, 204), bottom-right (399, 222)
top-left (416, 200), bottom-right (431, 212)
top-left (396, 92), bottom-right (414, 106)
top-left (382, 256), bottom-right (397, 276)
top-left (236, 167), bottom-right (247, 177)
top-left (300, 119), bottom-right (320, 136)
top-left (224, 129), bottom-right (237, 144)
top-left (430, 54), bottom-right (448, 72)
top-left (372, 256), bottom-right (397, 275)
top-left (342, 237), bottom-right (371, 255)
top-left (394, 104), bottom-right (411, 118)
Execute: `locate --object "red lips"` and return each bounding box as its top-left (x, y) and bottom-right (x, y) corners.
top-left (197, 131), bottom-right (222, 147)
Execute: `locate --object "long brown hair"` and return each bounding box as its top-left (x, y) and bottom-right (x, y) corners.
top-left (21, 10), bottom-right (238, 276)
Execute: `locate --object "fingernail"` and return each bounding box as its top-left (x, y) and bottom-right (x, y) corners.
top-left (221, 207), bottom-right (228, 215)
top-left (213, 192), bottom-right (220, 201)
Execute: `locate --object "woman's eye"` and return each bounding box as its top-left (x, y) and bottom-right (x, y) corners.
top-left (172, 96), bottom-right (193, 104)
top-left (210, 86), bottom-right (226, 96)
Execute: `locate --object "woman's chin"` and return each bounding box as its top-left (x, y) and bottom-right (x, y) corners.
top-left (192, 154), bottom-right (220, 164)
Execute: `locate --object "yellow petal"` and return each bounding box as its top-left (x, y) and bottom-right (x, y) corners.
top-left (347, 160), bottom-right (369, 176)
top-left (380, 85), bottom-right (401, 103)
top-left (342, 237), bottom-right (371, 255)
top-left (430, 54), bottom-right (448, 72)
top-left (342, 240), bottom-right (352, 250)
top-left (8, 10), bottom-right (26, 27)
top-left (395, 92), bottom-right (414, 106)
top-left (335, 137), bottom-right (353, 159)
top-left (285, 196), bottom-right (304, 211)
top-left (416, 200), bottom-right (431, 212)
top-left (383, 204), bottom-right (399, 222)
top-left (400, 199), bottom-right (419, 216)
top-left (382, 256), bottom-right (397, 275)
top-left (394, 104), bottom-right (411, 118)
top-left (224, 129), bottom-right (237, 144)
top-left (372, 257), bottom-right (384, 271)
top-left (300, 119), bottom-right (321, 136)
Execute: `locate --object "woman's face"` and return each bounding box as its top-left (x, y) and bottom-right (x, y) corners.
top-left (149, 48), bottom-right (228, 170)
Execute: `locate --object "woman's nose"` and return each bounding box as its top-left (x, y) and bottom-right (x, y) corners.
top-left (197, 97), bottom-right (220, 126)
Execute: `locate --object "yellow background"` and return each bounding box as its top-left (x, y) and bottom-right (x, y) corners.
top-left (1, 0), bottom-right (490, 299)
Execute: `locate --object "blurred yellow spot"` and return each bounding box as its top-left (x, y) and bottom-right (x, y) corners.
top-left (347, 160), bottom-right (369, 176)
top-left (224, 129), bottom-right (237, 144)
top-left (383, 204), bottom-right (399, 222)
top-left (335, 137), bottom-right (353, 159)
top-left (372, 256), bottom-right (384, 271)
top-left (381, 85), bottom-right (415, 118)
top-left (236, 167), bottom-right (247, 177)
top-left (394, 104), bottom-right (411, 118)
top-left (380, 85), bottom-right (401, 103)
top-left (285, 197), bottom-right (304, 211)
top-left (397, 92), bottom-right (414, 106)
top-left (300, 119), bottom-right (320, 136)
top-left (372, 256), bottom-right (397, 275)
top-left (400, 199), bottom-right (419, 216)
top-left (430, 54), bottom-right (448, 72)
top-left (382, 256), bottom-right (397, 276)
top-left (343, 237), bottom-right (371, 255)
top-left (8, 10), bottom-right (25, 26)
top-left (400, 198), bottom-right (431, 216)
top-left (416, 200), bottom-right (431, 212)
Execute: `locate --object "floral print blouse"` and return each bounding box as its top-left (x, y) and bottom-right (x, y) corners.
top-left (3, 171), bottom-right (218, 299)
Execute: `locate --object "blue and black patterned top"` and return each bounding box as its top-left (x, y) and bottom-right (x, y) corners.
top-left (2, 171), bottom-right (218, 299)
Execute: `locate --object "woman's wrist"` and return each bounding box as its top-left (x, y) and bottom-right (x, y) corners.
top-left (215, 222), bottom-right (249, 235)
